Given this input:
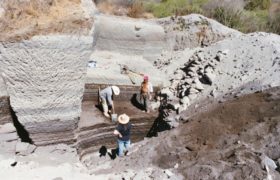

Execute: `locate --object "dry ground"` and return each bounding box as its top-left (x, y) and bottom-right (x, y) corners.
top-left (0, 0), bottom-right (93, 42)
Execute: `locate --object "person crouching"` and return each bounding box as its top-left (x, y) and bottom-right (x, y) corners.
top-left (113, 114), bottom-right (132, 157)
top-left (100, 85), bottom-right (120, 117)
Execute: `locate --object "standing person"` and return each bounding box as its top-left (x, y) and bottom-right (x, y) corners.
top-left (99, 86), bottom-right (120, 117)
top-left (140, 75), bottom-right (153, 113)
top-left (113, 114), bottom-right (132, 157)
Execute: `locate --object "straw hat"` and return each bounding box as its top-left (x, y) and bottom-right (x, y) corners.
top-left (118, 114), bottom-right (130, 124)
top-left (112, 86), bottom-right (120, 95)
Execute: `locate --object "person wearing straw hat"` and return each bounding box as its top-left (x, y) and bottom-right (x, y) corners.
top-left (113, 114), bottom-right (132, 157)
top-left (100, 86), bottom-right (120, 117)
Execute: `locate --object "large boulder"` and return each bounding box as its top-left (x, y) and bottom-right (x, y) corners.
top-left (93, 15), bottom-right (166, 61)
top-left (0, 35), bottom-right (93, 145)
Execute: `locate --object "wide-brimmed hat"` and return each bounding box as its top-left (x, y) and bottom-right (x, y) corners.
top-left (112, 86), bottom-right (120, 95)
top-left (118, 114), bottom-right (130, 124)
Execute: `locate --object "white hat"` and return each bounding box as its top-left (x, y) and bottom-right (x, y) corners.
top-left (112, 86), bottom-right (120, 95)
top-left (118, 114), bottom-right (130, 124)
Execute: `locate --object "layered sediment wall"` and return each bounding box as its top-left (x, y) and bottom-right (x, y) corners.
top-left (0, 35), bottom-right (93, 145)
top-left (77, 114), bottom-right (156, 158)
top-left (78, 84), bottom-right (159, 158)
top-left (0, 96), bottom-right (12, 125)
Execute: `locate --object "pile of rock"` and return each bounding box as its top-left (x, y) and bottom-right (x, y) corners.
top-left (158, 32), bottom-right (280, 127)
top-left (157, 14), bottom-right (242, 51)
top-left (161, 49), bottom-right (228, 112)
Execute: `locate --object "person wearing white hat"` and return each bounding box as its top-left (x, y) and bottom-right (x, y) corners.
top-left (100, 85), bottom-right (120, 117)
top-left (113, 114), bottom-right (132, 156)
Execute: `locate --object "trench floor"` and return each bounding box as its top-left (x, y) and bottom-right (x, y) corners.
top-left (79, 100), bottom-right (157, 130)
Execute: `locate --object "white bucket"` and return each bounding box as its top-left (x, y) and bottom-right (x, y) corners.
top-left (111, 114), bottom-right (118, 122)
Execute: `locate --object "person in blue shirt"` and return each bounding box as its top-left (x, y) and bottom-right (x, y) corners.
top-left (113, 114), bottom-right (132, 157)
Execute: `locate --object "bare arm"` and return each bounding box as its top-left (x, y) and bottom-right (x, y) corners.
top-left (113, 130), bottom-right (122, 138)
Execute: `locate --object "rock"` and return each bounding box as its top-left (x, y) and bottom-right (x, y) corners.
top-left (175, 115), bottom-right (181, 121)
top-left (161, 88), bottom-right (174, 98)
top-left (187, 71), bottom-right (196, 78)
top-left (204, 66), bottom-right (214, 73)
top-left (210, 89), bottom-right (216, 97)
top-left (0, 123), bottom-right (16, 134)
top-left (261, 155), bottom-right (277, 170)
top-left (197, 53), bottom-right (204, 61)
top-left (174, 73), bottom-right (183, 80)
top-left (135, 25), bottom-right (141, 31)
top-left (193, 78), bottom-right (204, 90)
top-left (188, 87), bottom-right (199, 94)
top-left (169, 121), bottom-right (179, 128)
top-left (171, 103), bottom-right (180, 110)
top-left (222, 49), bottom-right (229, 55)
top-left (164, 169), bottom-right (174, 178)
top-left (180, 96), bottom-right (190, 106)
top-left (188, 94), bottom-right (198, 101)
top-left (184, 78), bottom-right (193, 85)
top-left (204, 72), bottom-right (216, 85)
top-left (150, 101), bottom-right (160, 111)
top-left (174, 163), bottom-right (179, 169)
top-left (16, 141), bottom-right (36, 156)
top-left (178, 104), bottom-right (188, 113)
top-left (167, 113), bottom-right (180, 128)
top-left (215, 53), bottom-right (222, 62)
top-left (188, 66), bottom-right (197, 73)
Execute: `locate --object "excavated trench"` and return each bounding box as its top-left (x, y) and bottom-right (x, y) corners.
top-left (1, 83), bottom-right (163, 158)
top-left (76, 84), bottom-right (159, 158)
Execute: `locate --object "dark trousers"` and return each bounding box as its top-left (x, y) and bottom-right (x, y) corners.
top-left (140, 93), bottom-right (149, 112)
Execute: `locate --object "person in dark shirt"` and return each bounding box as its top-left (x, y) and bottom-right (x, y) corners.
top-left (113, 114), bottom-right (132, 157)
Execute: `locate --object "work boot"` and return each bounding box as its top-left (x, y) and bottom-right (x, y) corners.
top-left (103, 112), bottom-right (110, 118)
top-left (124, 150), bottom-right (130, 156)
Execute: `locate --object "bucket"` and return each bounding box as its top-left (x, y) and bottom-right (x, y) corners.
top-left (111, 114), bottom-right (118, 123)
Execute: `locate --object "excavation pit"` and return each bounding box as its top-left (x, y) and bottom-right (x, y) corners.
top-left (77, 84), bottom-right (159, 158)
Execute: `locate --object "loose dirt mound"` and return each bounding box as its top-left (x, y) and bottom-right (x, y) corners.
top-left (153, 87), bottom-right (280, 179)
top-left (0, 0), bottom-right (93, 42)
top-left (90, 87), bottom-right (279, 179)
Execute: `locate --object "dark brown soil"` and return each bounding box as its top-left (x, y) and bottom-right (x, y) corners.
top-left (152, 87), bottom-right (280, 179)
top-left (106, 87), bottom-right (280, 179)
